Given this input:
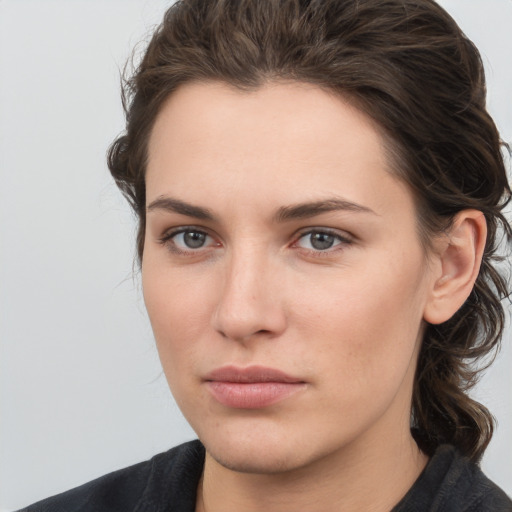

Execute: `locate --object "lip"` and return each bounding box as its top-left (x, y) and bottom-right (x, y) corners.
top-left (204, 365), bottom-right (306, 409)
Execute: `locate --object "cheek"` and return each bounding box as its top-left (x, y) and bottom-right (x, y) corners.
top-left (292, 254), bottom-right (428, 389)
top-left (142, 260), bottom-right (215, 375)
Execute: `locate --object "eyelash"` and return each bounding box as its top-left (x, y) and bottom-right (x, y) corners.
top-left (292, 228), bottom-right (353, 256)
top-left (158, 227), bottom-right (353, 257)
top-left (158, 227), bottom-right (218, 255)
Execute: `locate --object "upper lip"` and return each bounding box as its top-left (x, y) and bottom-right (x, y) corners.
top-left (204, 365), bottom-right (304, 383)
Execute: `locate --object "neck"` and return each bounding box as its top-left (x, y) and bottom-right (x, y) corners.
top-left (196, 429), bottom-right (427, 512)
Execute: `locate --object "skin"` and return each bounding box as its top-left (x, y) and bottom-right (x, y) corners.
top-left (142, 81), bottom-right (484, 511)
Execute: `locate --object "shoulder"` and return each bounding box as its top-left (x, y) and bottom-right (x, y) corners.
top-left (17, 440), bottom-right (205, 512)
top-left (448, 450), bottom-right (512, 512)
top-left (394, 445), bottom-right (512, 512)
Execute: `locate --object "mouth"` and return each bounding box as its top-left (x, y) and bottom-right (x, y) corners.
top-left (204, 365), bottom-right (306, 409)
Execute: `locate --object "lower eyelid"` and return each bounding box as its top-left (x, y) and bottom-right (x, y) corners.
top-left (291, 231), bottom-right (355, 257)
top-left (158, 227), bottom-right (351, 254)
top-left (159, 228), bottom-right (222, 255)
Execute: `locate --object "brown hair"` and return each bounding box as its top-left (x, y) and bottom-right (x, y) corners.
top-left (108, 0), bottom-right (511, 462)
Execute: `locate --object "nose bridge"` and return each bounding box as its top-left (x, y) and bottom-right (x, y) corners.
top-left (212, 241), bottom-right (286, 341)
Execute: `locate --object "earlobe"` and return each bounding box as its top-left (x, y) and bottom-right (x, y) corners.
top-left (423, 210), bottom-right (487, 325)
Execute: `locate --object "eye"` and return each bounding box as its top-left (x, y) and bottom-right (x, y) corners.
top-left (175, 230), bottom-right (209, 249)
top-left (295, 229), bottom-right (351, 252)
top-left (160, 227), bottom-right (218, 254)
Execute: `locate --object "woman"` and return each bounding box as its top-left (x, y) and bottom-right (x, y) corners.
top-left (19, 0), bottom-right (512, 510)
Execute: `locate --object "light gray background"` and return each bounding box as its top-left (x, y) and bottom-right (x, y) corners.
top-left (1, 1), bottom-right (510, 510)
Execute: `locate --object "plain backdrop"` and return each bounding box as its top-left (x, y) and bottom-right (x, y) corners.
top-left (1, 1), bottom-right (511, 510)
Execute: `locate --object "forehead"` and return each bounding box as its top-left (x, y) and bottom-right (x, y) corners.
top-left (149, 80), bottom-right (383, 149)
top-left (146, 80), bottom-right (414, 223)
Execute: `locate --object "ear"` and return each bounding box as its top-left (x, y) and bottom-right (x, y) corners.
top-left (423, 210), bottom-right (487, 325)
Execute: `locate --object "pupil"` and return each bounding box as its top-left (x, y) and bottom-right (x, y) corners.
top-left (184, 231), bottom-right (206, 248)
top-left (311, 232), bottom-right (334, 250)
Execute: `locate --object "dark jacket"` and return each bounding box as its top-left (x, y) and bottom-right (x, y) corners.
top-left (18, 441), bottom-right (512, 511)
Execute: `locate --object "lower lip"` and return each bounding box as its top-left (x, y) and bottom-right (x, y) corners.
top-left (206, 381), bottom-right (305, 409)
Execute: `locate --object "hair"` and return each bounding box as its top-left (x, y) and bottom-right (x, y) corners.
top-left (107, 0), bottom-right (511, 462)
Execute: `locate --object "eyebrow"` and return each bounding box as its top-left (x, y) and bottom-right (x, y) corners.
top-left (146, 196), bottom-right (215, 221)
top-left (146, 195), bottom-right (377, 222)
top-left (274, 198), bottom-right (377, 222)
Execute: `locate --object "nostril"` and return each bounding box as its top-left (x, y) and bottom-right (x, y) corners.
top-left (217, 328), bottom-right (276, 342)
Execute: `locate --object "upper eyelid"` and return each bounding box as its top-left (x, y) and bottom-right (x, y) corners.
top-left (158, 227), bottom-right (219, 255)
top-left (157, 226), bottom-right (354, 248)
top-left (294, 226), bottom-right (354, 241)
top-left (158, 226), bottom-right (216, 250)
top-left (159, 225), bottom-right (212, 240)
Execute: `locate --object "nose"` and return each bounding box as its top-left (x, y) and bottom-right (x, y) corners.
top-left (211, 249), bottom-right (287, 343)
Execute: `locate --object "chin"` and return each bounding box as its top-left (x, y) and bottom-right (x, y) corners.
top-left (205, 438), bottom-right (307, 474)
top-left (198, 423), bottom-right (337, 475)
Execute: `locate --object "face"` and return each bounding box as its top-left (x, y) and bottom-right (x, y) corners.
top-left (143, 81), bottom-right (436, 474)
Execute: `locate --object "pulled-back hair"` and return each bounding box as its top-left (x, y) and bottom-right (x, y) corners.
top-left (107, 0), bottom-right (511, 462)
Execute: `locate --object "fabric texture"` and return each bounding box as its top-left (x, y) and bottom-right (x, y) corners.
top-left (18, 441), bottom-right (512, 512)
top-left (392, 445), bottom-right (512, 511)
